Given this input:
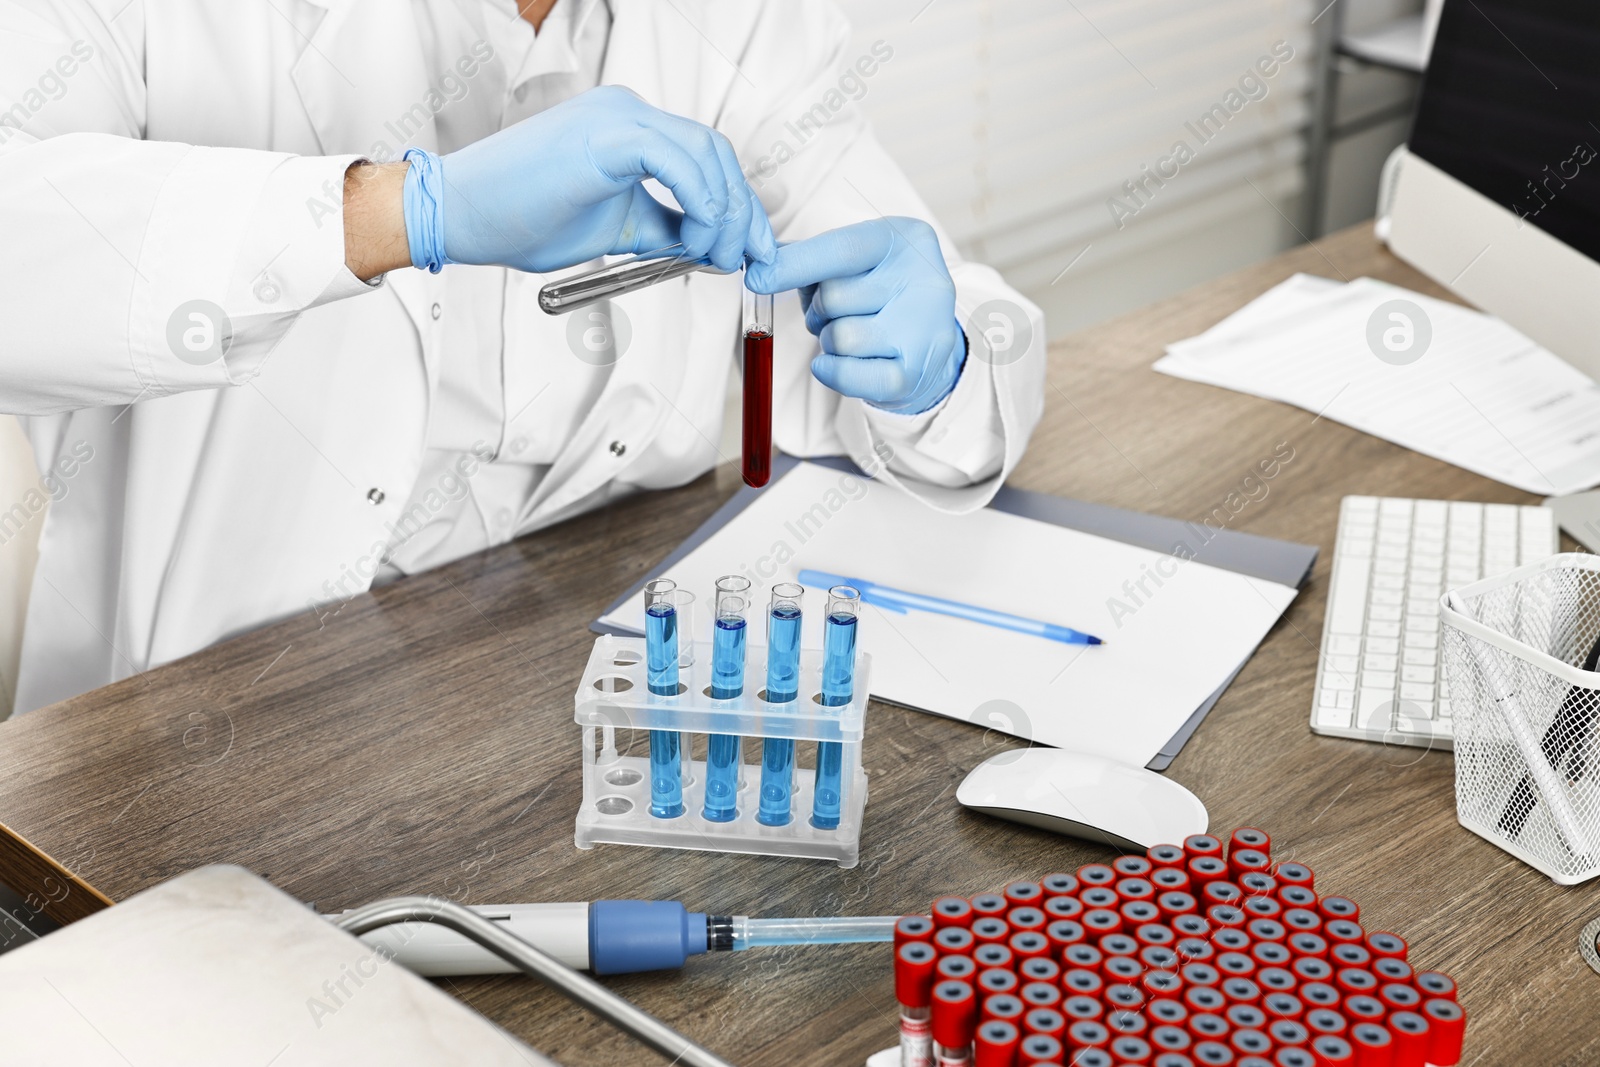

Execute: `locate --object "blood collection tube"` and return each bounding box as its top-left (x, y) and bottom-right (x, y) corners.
top-left (1273, 862), bottom-right (1314, 892)
top-left (1011, 933), bottom-right (1051, 964)
top-left (1317, 897), bottom-right (1359, 924)
top-left (1298, 982), bottom-right (1340, 1012)
top-left (1082, 909), bottom-right (1122, 938)
top-left (756, 583), bottom-right (803, 825)
top-left (898, 916), bottom-right (937, 948)
top-left (1362, 932), bottom-right (1405, 960)
top-left (978, 968), bottom-right (1018, 998)
top-left (1284, 912), bottom-right (1324, 936)
top-left (1333, 969), bottom-right (1378, 1000)
top-left (1347, 1023), bottom-right (1392, 1067)
top-left (1191, 1041), bottom-right (1233, 1065)
top-left (1279, 886), bottom-right (1318, 911)
top-left (1104, 957), bottom-right (1144, 985)
top-left (537, 243), bottom-right (723, 313)
top-left (933, 979), bottom-right (978, 1066)
top-left (1063, 968), bottom-right (1103, 1000)
top-left (1154, 1055), bottom-right (1196, 1067)
top-left (1020, 956), bottom-right (1059, 984)
top-left (974, 1019), bottom-right (1020, 1067)
top-left (1112, 1035), bottom-right (1154, 1064)
top-left (1063, 995), bottom-right (1103, 1023)
top-left (740, 285), bottom-right (774, 487)
top-left (1159, 892), bottom-right (1200, 922)
top-left (1188, 856), bottom-right (1229, 888)
top-left (1082, 887), bottom-right (1119, 911)
top-left (1303, 1009), bottom-right (1345, 1037)
top-left (1005, 881), bottom-right (1045, 906)
top-left (1154, 868), bottom-right (1193, 893)
top-left (1274, 1052), bottom-right (1314, 1067)
top-left (1257, 967), bottom-right (1296, 993)
top-left (1184, 835), bottom-right (1225, 859)
top-left (1378, 984), bottom-right (1421, 1014)
top-left (1323, 920), bottom-right (1364, 947)
top-left (1009, 908), bottom-right (1048, 933)
top-left (1229, 850), bottom-right (1271, 883)
top-left (975, 944), bottom-right (1014, 972)
top-left (1420, 999), bottom-right (1465, 1065)
top-left (1222, 976), bottom-right (1262, 1005)
top-left (938, 956), bottom-right (979, 984)
top-left (1024, 1007), bottom-right (1068, 1044)
top-left (1372, 957), bottom-right (1412, 986)
top-left (702, 575), bottom-right (750, 821)
top-left (1068, 1019), bottom-right (1112, 1050)
top-left (1310, 1034), bottom-right (1355, 1067)
top-left (898, 941), bottom-right (938, 1067)
top-left (1041, 873), bottom-right (1080, 898)
top-left (1153, 1024), bottom-right (1193, 1053)
top-left (972, 893), bottom-right (1011, 919)
top-left (1177, 938), bottom-right (1213, 964)
top-left (936, 928), bottom-right (978, 957)
top-left (1386, 1011), bottom-right (1429, 1067)
top-left (1263, 992), bottom-right (1303, 1020)
top-left (934, 897), bottom-right (976, 930)
top-left (1104, 983), bottom-right (1144, 1013)
top-left (642, 579), bottom-right (685, 819)
top-left (811, 584), bottom-right (858, 829)
top-left (972, 918), bottom-right (1011, 946)
top-left (983, 994), bottom-right (1025, 1025)
top-left (1202, 883), bottom-right (1243, 909)
top-left (1240, 873), bottom-right (1277, 900)
top-left (1068, 1048), bottom-right (1112, 1067)
top-left (1187, 1012), bottom-right (1228, 1043)
top-left (1018, 1034), bottom-right (1065, 1066)
top-left (1413, 971), bottom-right (1456, 1001)
top-left (1341, 995), bottom-right (1385, 1025)
top-left (1269, 1020), bottom-right (1310, 1049)
top-left (1150, 844), bottom-right (1188, 868)
top-left (1046, 920), bottom-right (1086, 957)
top-left (1078, 864), bottom-right (1118, 887)
top-left (1214, 929), bottom-right (1250, 954)
top-left (1063, 944), bottom-right (1103, 976)
top-left (1230, 1030), bottom-right (1273, 1060)
top-left (1229, 827), bottom-right (1271, 856)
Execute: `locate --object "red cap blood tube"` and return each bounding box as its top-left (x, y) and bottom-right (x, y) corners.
top-left (1202, 882), bottom-right (1244, 909)
top-left (971, 918), bottom-right (1011, 947)
top-left (1010, 908), bottom-right (1048, 933)
top-left (1021, 957), bottom-right (1060, 984)
top-left (1105, 956), bottom-right (1144, 985)
top-left (1250, 942), bottom-right (1292, 971)
top-left (1150, 844), bottom-right (1188, 869)
top-left (1021, 982), bottom-right (1063, 1011)
top-left (974, 1019), bottom-right (1020, 1067)
top-left (1024, 1007), bottom-right (1068, 1043)
top-left (1153, 1025), bottom-right (1193, 1053)
top-left (1293, 956), bottom-right (1334, 984)
top-left (1068, 1019), bottom-right (1112, 1051)
top-left (1279, 886), bottom-right (1318, 910)
top-left (1122, 901), bottom-right (1163, 929)
top-left (983, 994), bottom-right (1026, 1025)
top-left (1287, 930), bottom-right (1327, 956)
top-left (939, 956), bottom-right (979, 983)
top-left (1248, 919), bottom-right (1287, 943)
top-left (1414, 972), bottom-right (1457, 1001)
top-left (1386, 1012), bottom-right (1429, 1067)
top-left (1244, 898), bottom-right (1283, 924)
top-left (1363, 932), bottom-right (1406, 961)
top-left (1045, 896), bottom-right (1086, 921)
top-left (1222, 977), bottom-right (1262, 1005)
top-left (979, 968), bottom-right (1019, 997)
top-left (1112, 1036), bottom-right (1155, 1064)
top-left (1316, 897), bottom-right (1359, 924)
top-left (1135, 923), bottom-right (1176, 948)
top-left (1047, 920), bottom-right (1087, 958)
top-left (1263, 992), bottom-right (1303, 1020)
top-left (1231, 1030), bottom-right (1273, 1060)
top-left (1115, 855), bottom-right (1155, 877)
top-left (1303, 1009), bottom-right (1345, 1036)
top-left (1041, 873), bottom-right (1080, 899)
top-left (1117, 878), bottom-right (1157, 903)
top-left (1150, 999), bottom-right (1189, 1027)
top-left (1347, 1023), bottom-right (1392, 1067)
top-left (974, 943), bottom-right (1014, 972)
top-left (1005, 881), bottom-right (1044, 907)
top-left (932, 980), bottom-right (978, 1066)
top-left (1018, 1033), bottom-right (1065, 1067)
top-left (1063, 967), bottom-right (1103, 999)
top-left (1310, 1035), bottom-right (1355, 1067)
top-left (1188, 856), bottom-right (1230, 888)
top-left (1186, 1012), bottom-right (1228, 1042)
top-left (1229, 827), bottom-right (1272, 857)
top-left (1082, 886), bottom-right (1119, 910)
top-left (1257, 967), bottom-right (1297, 993)
top-left (1185, 987), bottom-right (1227, 1017)
top-left (1174, 914), bottom-right (1213, 940)
top-left (1155, 868), bottom-right (1194, 893)
top-left (1270, 1020), bottom-right (1311, 1048)
top-left (898, 915), bottom-right (937, 948)
top-left (1141, 946), bottom-right (1182, 972)
top-left (1274, 1050), bottom-right (1315, 1067)
top-left (1333, 969), bottom-right (1378, 1000)
top-left (1272, 862), bottom-right (1314, 892)
top-left (1216, 952), bottom-right (1256, 979)
top-left (1191, 1040), bottom-right (1235, 1065)
top-left (1011, 931), bottom-right (1052, 963)
top-left (972, 894), bottom-right (1011, 920)
top-left (1240, 873), bottom-right (1278, 899)
top-left (1226, 1004), bottom-right (1266, 1031)
top-left (1229, 849), bottom-right (1272, 883)
top-left (938, 927), bottom-right (979, 957)
top-left (1323, 920), bottom-right (1365, 948)
top-left (1078, 864), bottom-right (1117, 887)
top-left (1421, 999), bottom-right (1465, 1065)
top-left (1160, 892), bottom-right (1201, 922)
top-left (1184, 835), bottom-right (1225, 860)
top-left (1105, 983), bottom-right (1145, 1013)
top-left (1372, 957), bottom-right (1412, 986)
top-left (1298, 983), bottom-right (1340, 1011)
top-left (936, 897), bottom-right (977, 929)
top-left (1341, 996), bottom-right (1385, 1025)
top-left (1143, 967), bottom-right (1183, 1000)
top-left (1063, 944), bottom-right (1103, 975)
top-left (897, 941), bottom-right (938, 1067)
top-left (1214, 930), bottom-right (1251, 955)
top-left (1378, 984), bottom-right (1421, 1014)
top-left (1063, 995), bottom-right (1103, 1022)
top-left (1083, 909), bottom-right (1123, 938)
top-left (1207, 905), bottom-right (1248, 933)
top-left (1182, 962), bottom-right (1222, 988)
top-left (1064, 1046), bottom-right (1111, 1067)
top-left (1154, 1055), bottom-right (1197, 1067)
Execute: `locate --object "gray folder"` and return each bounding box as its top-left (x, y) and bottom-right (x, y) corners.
top-left (595, 454), bottom-right (1318, 771)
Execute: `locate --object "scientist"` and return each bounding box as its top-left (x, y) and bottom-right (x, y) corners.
top-left (0, 0), bottom-right (1045, 712)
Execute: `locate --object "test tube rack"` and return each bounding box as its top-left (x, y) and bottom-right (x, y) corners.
top-left (573, 633), bottom-right (871, 868)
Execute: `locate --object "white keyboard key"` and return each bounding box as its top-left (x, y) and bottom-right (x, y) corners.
top-left (1437, 700), bottom-right (1452, 720)
top-left (1416, 500), bottom-right (1448, 523)
top-left (1406, 615), bottom-right (1440, 633)
top-left (1371, 589), bottom-right (1403, 606)
top-left (1326, 654), bottom-right (1359, 674)
top-left (1357, 689), bottom-right (1395, 730)
top-left (1373, 574), bottom-right (1406, 590)
top-left (1364, 670), bottom-right (1397, 690)
top-left (1362, 653), bottom-right (1397, 672)
top-left (1369, 620), bottom-right (1401, 638)
top-left (1327, 559), bottom-right (1371, 634)
top-left (1321, 670), bottom-right (1355, 691)
top-left (1320, 688), bottom-right (1355, 709)
top-left (1377, 543), bottom-right (1408, 561)
top-left (1316, 705), bottom-right (1353, 728)
top-left (1370, 604), bottom-right (1402, 621)
top-left (1401, 664), bottom-right (1435, 683)
top-left (1347, 496), bottom-right (1380, 514)
top-left (1403, 648), bottom-right (1437, 666)
top-left (1376, 559), bottom-right (1407, 575)
top-left (1408, 631), bottom-right (1438, 649)
top-left (1400, 682), bottom-right (1435, 702)
top-left (1326, 635), bottom-right (1362, 655)
top-left (1367, 637), bottom-right (1399, 655)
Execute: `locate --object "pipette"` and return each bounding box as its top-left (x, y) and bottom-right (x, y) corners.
top-left (537, 244), bottom-right (730, 314)
top-left (333, 898), bottom-right (897, 976)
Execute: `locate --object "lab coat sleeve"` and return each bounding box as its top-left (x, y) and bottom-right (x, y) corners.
top-left (0, 1), bottom-right (376, 416)
top-left (729, 1), bottom-right (1047, 514)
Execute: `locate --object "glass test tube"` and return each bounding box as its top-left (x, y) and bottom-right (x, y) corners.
top-left (742, 286), bottom-right (775, 489)
top-left (757, 582), bottom-right (803, 826)
top-left (812, 585), bottom-right (860, 830)
top-left (704, 575), bottom-right (751, 822)
top-left (537, 244), bottom-right (723, 314)
top-left (643, 579), bottom-right (684, 819)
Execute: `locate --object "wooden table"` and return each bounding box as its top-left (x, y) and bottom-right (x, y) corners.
top-left (2, 223), bottom-right (1594, 1064)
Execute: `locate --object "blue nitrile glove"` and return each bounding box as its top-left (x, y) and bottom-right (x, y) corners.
top-left (743, 217), bottom-right (966, 415)
top-left (401, 85), bottom-right (775, 275)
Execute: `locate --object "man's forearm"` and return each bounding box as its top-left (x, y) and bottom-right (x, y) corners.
top-left (343, 161), bottom-right (411, 281)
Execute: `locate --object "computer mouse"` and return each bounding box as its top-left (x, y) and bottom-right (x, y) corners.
top-left (956, 747), bottom-right (1208, 851)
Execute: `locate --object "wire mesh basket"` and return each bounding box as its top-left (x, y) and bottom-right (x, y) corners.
top-left (1441, 552), bottom-right (1600, 884)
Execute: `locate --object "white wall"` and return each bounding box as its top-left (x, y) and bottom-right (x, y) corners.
top-left (0, 418), bottom-right (41, 720)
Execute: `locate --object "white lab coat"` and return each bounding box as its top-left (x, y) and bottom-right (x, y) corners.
top-left (0, 0), bottom-right (1045, 712)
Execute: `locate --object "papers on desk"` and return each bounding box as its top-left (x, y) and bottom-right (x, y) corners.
top-left (1155, 275), bottom-right (1600, 495)
top-left (596, 462), bottom-right (1298, 768)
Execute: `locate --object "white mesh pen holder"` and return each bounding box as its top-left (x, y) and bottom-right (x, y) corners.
top-left (1441, 552), bottom-right (1600, 884)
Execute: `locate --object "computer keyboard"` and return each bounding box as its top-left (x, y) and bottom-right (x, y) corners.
top-left (1311, 496), bottom-right (1558, 748)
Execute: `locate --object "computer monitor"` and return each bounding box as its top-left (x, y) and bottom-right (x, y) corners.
top-left (1387, 0), bottom-right (1600, 375)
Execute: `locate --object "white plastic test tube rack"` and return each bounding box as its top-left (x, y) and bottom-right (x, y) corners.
top-left (573, 634), bottom-right (872, 868)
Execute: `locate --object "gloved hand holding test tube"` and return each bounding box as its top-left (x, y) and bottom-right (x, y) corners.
top-left (335, 898), bottom-right (897, 977)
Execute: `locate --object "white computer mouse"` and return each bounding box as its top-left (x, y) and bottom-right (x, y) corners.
top-left (956, 747), bottom-right (1208, 851)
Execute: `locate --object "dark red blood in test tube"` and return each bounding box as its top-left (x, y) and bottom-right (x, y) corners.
top-left (740, 328), bottom-right (772, 488)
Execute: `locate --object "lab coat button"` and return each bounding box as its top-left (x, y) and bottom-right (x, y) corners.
top-left (510, 435), bottom-right (528, 455)
top-left (367, 488), bottom-right (385, 505)
top-left (254, 277), bottom-right (280, 303)
top-left (609, 441), bottom-right (626, 457)
top-left (430, 303), bottom-right (442, 320)
top-left (495, 508), bottom-right (513, 530)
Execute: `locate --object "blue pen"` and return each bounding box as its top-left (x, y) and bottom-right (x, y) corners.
top-left (796, 569), bottom-right (1104, 646)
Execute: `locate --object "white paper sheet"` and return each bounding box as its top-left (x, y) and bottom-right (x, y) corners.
top-left (1156, 276), bottom-right (1600, 495)
top-left (599, 463), bottom-right (1297, 767)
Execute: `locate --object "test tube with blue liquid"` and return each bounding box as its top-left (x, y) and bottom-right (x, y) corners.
top-left (643, 578), bottom-right (684, 819)
top-left (704, 575), bottom-right (750, 822)
top-left (758, 582), bottom-right (804, 826)
top-left (812, 585), bottom-right (859, 830)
